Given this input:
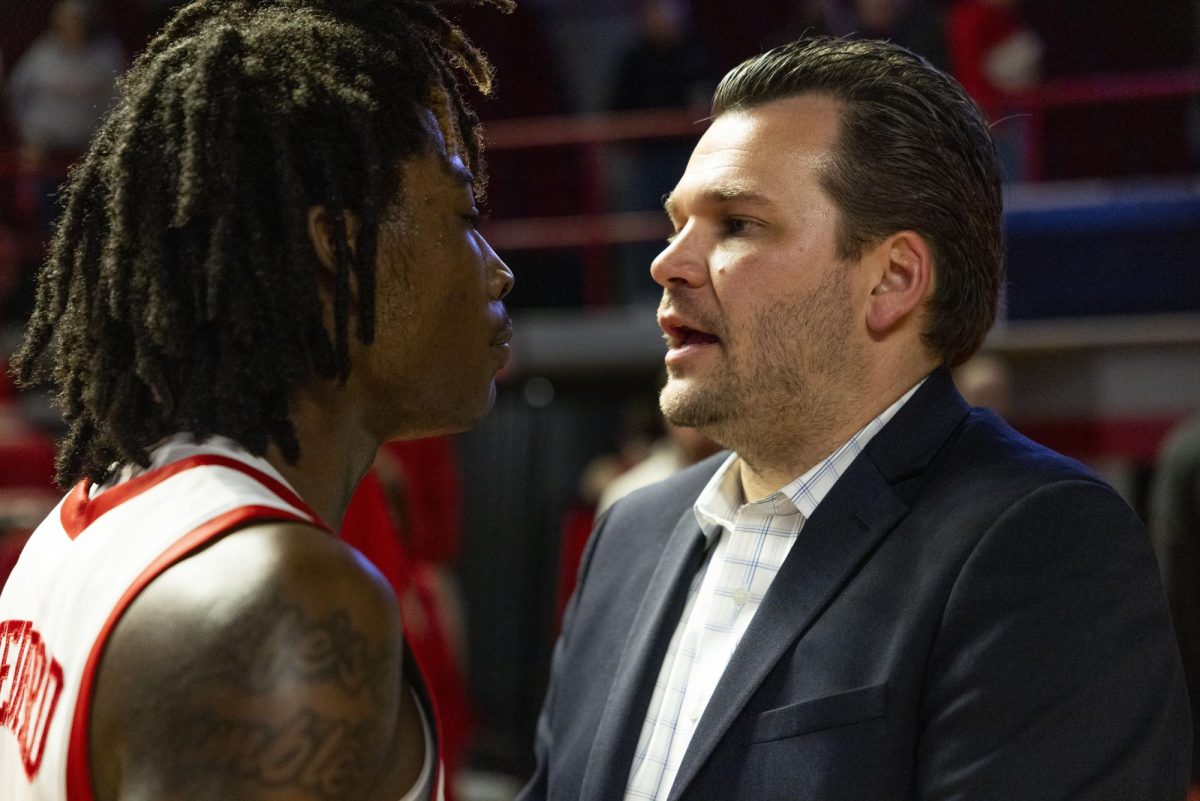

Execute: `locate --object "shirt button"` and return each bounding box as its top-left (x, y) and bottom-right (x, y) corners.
top-left (732, 587), bottom-right (749, 605)
top-left (689, 704), bottom-right (703, 722)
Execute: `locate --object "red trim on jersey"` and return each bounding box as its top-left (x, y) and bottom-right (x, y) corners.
top-left (60, 454), bottom-right (326, 539)
top-left (406, 637), bottom-right (449, 801)
top-left (63, 504), bottom-right (314, 801)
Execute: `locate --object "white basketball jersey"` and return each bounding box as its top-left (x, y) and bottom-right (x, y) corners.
top-left (0, 435), bottom-right (323, 801)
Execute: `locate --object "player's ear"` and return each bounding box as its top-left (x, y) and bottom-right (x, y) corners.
top-left (306, 205), bottom-right (362, 277)
top-left (864, 230), bottom-right (933, 335)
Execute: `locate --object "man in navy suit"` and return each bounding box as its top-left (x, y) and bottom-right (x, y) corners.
top-left (519, 36), bottom-right (1191, 801)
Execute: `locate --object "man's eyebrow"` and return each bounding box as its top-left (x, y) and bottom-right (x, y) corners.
top-left (663, 183), bottom-right (774, 218)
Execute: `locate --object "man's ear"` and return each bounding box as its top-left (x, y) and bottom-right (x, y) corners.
top-left (306, 205), bottom-right (362, 279)
top-left (864, 230), bottom-right (933, 335)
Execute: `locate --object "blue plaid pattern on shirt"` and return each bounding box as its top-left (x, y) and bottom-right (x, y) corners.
top-left (623, 382), bottom-right (923, 801)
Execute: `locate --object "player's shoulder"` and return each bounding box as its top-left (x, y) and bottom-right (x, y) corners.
top-left (98, 519), bottom-right (402, 689)
top-left (89, 520), bottom-right (405, 800)
top-left (160, 519), bottom-right (398, 629)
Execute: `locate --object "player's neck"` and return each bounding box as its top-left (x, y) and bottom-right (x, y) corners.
top-left (264, 387), bottom-right (380, 531)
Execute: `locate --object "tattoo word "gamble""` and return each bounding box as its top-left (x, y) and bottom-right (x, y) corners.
top-left (181, 709), bottom-right (374, 800)
top-left (0, 620), bottom-right (65, 779)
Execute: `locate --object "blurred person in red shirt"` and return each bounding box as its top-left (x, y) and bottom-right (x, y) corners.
top-left (947, 0), bottom-right (1043, 179)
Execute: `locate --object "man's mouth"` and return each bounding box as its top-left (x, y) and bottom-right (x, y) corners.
top-left (674, 326), bottom-right (719, 348)
top-left (660, 317), bottom-right (721, 350)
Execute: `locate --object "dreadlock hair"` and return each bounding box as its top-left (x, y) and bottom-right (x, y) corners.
top-left (12, 0), bottom-right (513, 488)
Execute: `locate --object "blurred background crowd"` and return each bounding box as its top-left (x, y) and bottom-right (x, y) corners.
top-left (1, 0), bottom-right (1199, 798)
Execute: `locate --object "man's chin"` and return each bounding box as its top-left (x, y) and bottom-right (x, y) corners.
top-left (660, 383), bottom-right (728, 430)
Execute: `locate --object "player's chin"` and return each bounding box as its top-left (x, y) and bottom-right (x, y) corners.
top-left (444, 379), bottom-right (498, 433)
top-left (471, 381), bottom-right (499, 423)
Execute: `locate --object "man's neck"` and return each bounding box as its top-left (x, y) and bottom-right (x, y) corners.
top-left (732, 370), bottom-right (930, 502)
top-left (735, 427), bottom-right (857, 503)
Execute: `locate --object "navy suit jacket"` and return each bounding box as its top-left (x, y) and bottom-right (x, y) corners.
top-left (519, 369), bottom-right (1191, 801)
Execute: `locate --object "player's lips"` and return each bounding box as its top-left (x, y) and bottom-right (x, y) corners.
top-left (659, 312), bottom-right (721, 365)
top-left (491, 319), bottom-right (513, 347)
top-left (491, 319), bottom-right (513, 370)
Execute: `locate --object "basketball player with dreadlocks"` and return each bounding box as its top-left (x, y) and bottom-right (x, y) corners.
top-left (0, 1), bottom-right (514, 799)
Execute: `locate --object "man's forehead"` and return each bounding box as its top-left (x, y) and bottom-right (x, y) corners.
top-left (664, 96), bottom-right (840, 209)
top-left (703, 95), bottom-right (842, 156)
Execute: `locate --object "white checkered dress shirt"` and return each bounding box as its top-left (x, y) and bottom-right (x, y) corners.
top-left (623, 382), bottom-right (923, 801)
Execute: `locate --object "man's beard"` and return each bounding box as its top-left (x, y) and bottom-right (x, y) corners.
top-left (658, 266), bottom-right (861, 459)
top-left (659, 355), bottom-right (739, 431)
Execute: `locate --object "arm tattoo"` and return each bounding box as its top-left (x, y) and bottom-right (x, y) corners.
top-left (150, 592), bottom-right (399, 800)
top-left (177, 709), bottom-right (376, 801)
top-left (190, 592), bottom-right (393, 697)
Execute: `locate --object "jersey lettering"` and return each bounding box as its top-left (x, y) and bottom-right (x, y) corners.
top-left (0, 620), bottom-right (65, 779)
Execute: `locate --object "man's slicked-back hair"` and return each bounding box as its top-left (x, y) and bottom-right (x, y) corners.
top-left (712, 36), bottom-right (1003, 369)
top-left (12, 0), bottom-right (513, 487)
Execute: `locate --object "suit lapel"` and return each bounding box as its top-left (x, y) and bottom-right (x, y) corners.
top-left (579, 508), bottom-right (708, 801)
top-left (666, 368), bottom-right (970, 800)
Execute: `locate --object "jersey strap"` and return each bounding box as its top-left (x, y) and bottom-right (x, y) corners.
top-left (60, 454), bottom-right (327, 540)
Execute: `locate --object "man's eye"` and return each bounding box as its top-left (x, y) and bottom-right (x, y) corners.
top-left (724, 217), bottom-right (754, 235)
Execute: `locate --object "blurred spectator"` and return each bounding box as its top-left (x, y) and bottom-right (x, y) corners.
top-left (609, 0), bottom-right (715, 114)
top-left (596, 420), bottom-right (719, 515)
top-left (607, 0), bottom-right (717, 301)
top-left (952, 350), bottom-right (1013, 417)
top-left (853, 0), bottom-right (947, 70)
top-left (6, 0), bottom-right (124, 230)
top-left (558, 393), bottom-right (719, 626)
top-left (947, 0), bottom-right (1041, 180)
top-left (1150, 413), bottom-right (1200, 784)
top-left (531, 0), bottom-right (639, 114)
top-left (577, 394), bottom-right (662, 508)
top-left (947, 0), bottom-right (1041, 115)
top-left (800, 0), bottom-right (947, 70)
top-left (0, 360), bottom-right (59, 591)
top-left (7, 1), bottom-right (124, 155)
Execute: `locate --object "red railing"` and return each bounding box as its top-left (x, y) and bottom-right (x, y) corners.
top-left (478, 68), bottom-right (1200, 304)
top-left (1012, 67), bottom-right (1200, 181)
top-left (483, 108), bottom-right (707, 305)
top-left (2, 69), bottom-right (1198, 305)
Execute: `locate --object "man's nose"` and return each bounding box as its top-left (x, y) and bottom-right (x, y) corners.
top-left (650, 224), bottom-right (706, 289)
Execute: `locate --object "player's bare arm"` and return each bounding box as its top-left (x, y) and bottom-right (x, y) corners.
top-left (88, 521), bottom-right (420, 801)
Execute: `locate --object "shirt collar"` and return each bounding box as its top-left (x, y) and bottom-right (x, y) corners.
top-left (693, 378), bottom-right (926, 545)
